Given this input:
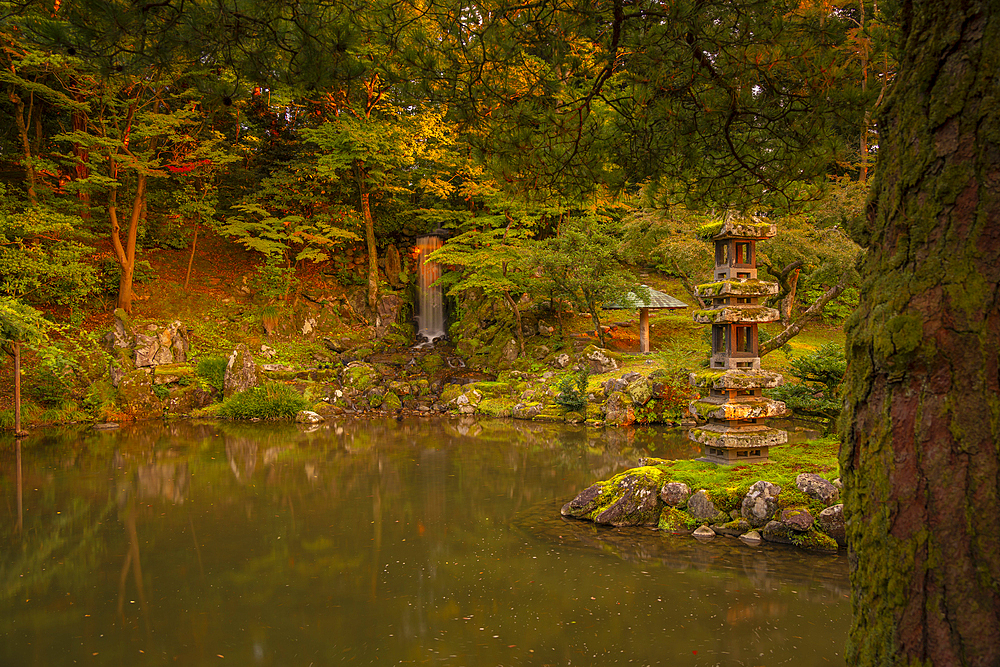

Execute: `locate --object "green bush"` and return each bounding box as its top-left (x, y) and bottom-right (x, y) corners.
top-left (555, 368), bottom-right (589, 411)
top-left (768, 343), bottom-right (845, 427)
top-left (217, 382), bottom-right (309, 420)
top-left (196, 356), bottom-right (229, 393)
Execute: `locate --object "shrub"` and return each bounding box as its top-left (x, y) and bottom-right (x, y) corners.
top-left (555, 368), bottom-right (589, 411)
top-left (217, 382), bottom-right (309, 420)
top-left (196, 356), bottom-right (229, 393)
top-left (768, 343), bottom-right (845, 427)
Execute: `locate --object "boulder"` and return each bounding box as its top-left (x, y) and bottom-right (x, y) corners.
top-left (561, 484), bottom-right (605, 518)
top-left (795, 473), bottom-right (840, 505)
top-left (741, 480), bottom-right (782, 528)
top-left (117, 368), bottom-right (164, 420)
top-left (375, 294), bottom-right (404, 337)
top-left (223, 344), bottom-right (261, 397)
top-left (295, 410), bottom-right (325, 424)
top-left (384, 244), bottom-right (403, 287)
top-left (552, 353), bottom-right (571, 369)
top-left (625, 377), bottom-right (652, 406)
top-left (780, 508), bottom-right (814, 532)
top-left (687, 489), bottom-right (728, 523)
top-left (602, 378), bottom-right (629, 396)
top-left (584, 347), bottom-right (618, 374)
top-left (603, 391), bottom-right (635, 426)
top-left (512, 403), bottom-right (544, 419)
top-left (714, 518), bottom-right (752, 537)
top-left (592, 471), bottom-right (664, 527)
top-left (761, 520), bottom-right (795, 545)
top-left (562, 468), bottom-right (665, 527)
top-left (818, 504), bottom-right (847, 546)
top-left (501, 339), bottom-right (519, 363)
top-left (659, 481), bottom-right (691, 507)
top-left (739, 530), bottom-right (763, 546)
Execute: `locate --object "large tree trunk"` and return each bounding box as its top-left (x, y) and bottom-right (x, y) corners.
top-left (840, 2), bottom-right (1000, 665)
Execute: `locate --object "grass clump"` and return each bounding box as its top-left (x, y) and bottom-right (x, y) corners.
top-left (217, 382), bottom-right (308, 420)
top-left (196, 356), bottom-right (229, 393)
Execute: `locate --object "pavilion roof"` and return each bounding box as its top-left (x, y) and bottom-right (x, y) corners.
top-left (605, 285), bottom-right (687, 310)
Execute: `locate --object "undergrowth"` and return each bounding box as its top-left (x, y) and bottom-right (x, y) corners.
top-left (217, 382), bottom-right (308, 420)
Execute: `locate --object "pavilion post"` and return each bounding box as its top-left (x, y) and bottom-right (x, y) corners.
top-left (639, 308), bottom-right (650, 353)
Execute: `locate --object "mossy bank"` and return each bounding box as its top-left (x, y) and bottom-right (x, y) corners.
top-left (561, 438), bottom-right (845, 552)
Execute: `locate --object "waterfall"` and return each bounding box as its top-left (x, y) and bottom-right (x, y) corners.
top-left (415, 234), bottom-right (446, 345)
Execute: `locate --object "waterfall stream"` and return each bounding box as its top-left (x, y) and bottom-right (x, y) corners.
top-left (415, 234), bottom-right (445, 344)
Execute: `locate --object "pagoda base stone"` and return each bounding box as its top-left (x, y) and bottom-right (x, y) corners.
top-left (690, 424), bottom-right (788, 465)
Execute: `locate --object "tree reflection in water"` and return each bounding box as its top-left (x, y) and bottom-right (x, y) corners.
top-left (1, 418), bottom-right (847, 666)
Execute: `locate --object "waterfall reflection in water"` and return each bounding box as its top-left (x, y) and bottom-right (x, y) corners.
top-left (0, 418), bottom-right (848, 666)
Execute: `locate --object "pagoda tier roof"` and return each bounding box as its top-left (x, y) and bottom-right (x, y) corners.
top-left (696, 279), bottom-right (779, 299)
top-left (689, 423), bottom-right (788, 449)
top-left (689, 396), bottom-right (788, 421)
top-left (692, 306), bottom-right (780, 324)
top-left (689, 369), bottom-right (784, 390)
top-left (712, 219), bottom-right (777, 240)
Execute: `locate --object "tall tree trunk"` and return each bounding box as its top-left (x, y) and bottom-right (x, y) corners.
top-left (841, 2), bottom-right (1000, 665)
top-left (110, 174), bottom-right (147, 313)
top-left (184, 221), bottom-right (199, 290)
top-left (9, 90), bottom-right (37, 205)
top-left (360, 189), bottom-right (379, 312)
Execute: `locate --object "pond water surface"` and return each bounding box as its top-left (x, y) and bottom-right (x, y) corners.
top-left (1, 418), bottom-right (848, 666)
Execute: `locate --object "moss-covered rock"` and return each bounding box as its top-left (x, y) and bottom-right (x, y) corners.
top-left (117, 369), bottom-right (165, 420)
top-left (341, 363), bottom-right (378, 391)
top-left (562, 467), bottom-right (667, 527)
top-left (382, 391), bottom-right (402, 411)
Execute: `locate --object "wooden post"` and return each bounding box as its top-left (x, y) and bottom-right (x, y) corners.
top-left (14, 340), bottom-right (23, 436)
top-left (639, 307), bottom-right (650, 353)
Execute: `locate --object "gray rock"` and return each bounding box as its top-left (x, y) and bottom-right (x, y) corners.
top-left (603, 391), bottom-right (634, 426)
top-left (621, 372), bottom-right (643, 383)
top-left (134, 333), bottom-right (159, 368)
top-left (602, 378), bottom-right (629, 395)
top-left (375, 294), bottom-right (403, 337)
top-left (591, 473), bottom-right (664, 527)
top-left (561, 484), bottom-right (604, 518)
top-left (692, 525), bottom-right (716, 539)
top-left (625, 378), bottom-right (652, 406)
top-left (502, 338), bottom-right (519, 363)
top-left (584, 347), bottom-right (618, 374)
top-left (512, 403), bottom-right (544, 419)
top-left (780, 508), bottom-right (814, 532)
top-left (739, 530), bottom-right (763, 546)
top-left (741, 480), bottom-right (782, 528)
top-left (761, 520), bottom-right (795, 545)
top-left (687, 489), bottom-right (728, 523)
top-left (223, 344), bottom-right (260, 397)
top-left (659, 481), bottom-right (691, 507)
top-left (818, 504), bottom-right (847, 546)
top-left (552, 353), bottom-right (571, 369)
top-left (714, 518), bottom-right (752, 537)
top-left (295, 410), bottom-right (325, 424)
top-left (796, 473), bottom-right (840, 505)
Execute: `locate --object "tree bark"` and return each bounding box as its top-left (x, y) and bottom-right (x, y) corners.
top-left (360, 189), bottom-right (379, 312)
top-left (10, 89), bottom-right (37, 205)
top-left (111, 173), bottom-right (147, 313)
top-left (841, 2), bottom-right (1000, 665)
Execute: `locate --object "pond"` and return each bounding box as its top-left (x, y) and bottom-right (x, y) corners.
top-left (1, 418), bottom-right (848, 666)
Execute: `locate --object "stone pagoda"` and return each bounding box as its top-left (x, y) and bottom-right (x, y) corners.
top-left (688, 216), bottom-right (788, 465)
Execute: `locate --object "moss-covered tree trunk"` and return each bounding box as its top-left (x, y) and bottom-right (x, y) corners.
top-left (840, 2), bottom-right (1000, 664)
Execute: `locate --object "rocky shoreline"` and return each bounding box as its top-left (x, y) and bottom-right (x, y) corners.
top-left (560, 457), bottom-right (845, 552)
